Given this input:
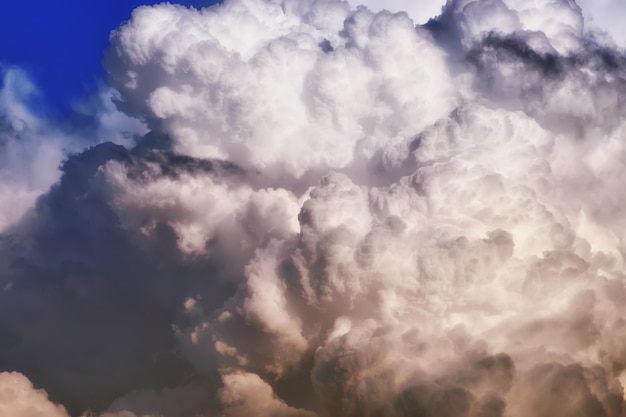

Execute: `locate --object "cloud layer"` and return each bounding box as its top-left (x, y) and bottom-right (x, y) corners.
top-left (3, 0), bottom-right (626, 416)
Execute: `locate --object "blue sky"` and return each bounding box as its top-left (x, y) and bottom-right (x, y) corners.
top-left (0, 0), bottom-right (219, 116)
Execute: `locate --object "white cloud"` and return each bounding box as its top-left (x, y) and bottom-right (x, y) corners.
top-left (107, 0), bottom-right (456, 180)
top-left (358, 0), bottom-right (626, 47)
top-left (355, 0), bottom-right (445, 24)
top-left (0, 372), bottom-right (69, 417)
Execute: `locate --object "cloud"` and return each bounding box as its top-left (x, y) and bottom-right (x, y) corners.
top-left (3, 0), bottom-right (626, 416)
top-left (219, 372), bottom-right (317, 417)
top-left (0, 67), bottom-right (146, 233)
top-left (577, 0), bottom-right (626, 46)
top-left (0, 67), bottom-right (71, 232)
top-left (105, 0), bottom-right (456, 182)
top-left (0, 372), bottom-right (69, 417)
top-left (358, 0), bottom-right (626, 49)
top-left (355, 0), bottom-right (446, 24)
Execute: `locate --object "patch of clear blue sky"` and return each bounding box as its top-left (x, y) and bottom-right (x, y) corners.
top-left (0, 0), bottom-right (221, 116)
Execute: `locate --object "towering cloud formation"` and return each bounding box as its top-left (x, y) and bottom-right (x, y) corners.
top-left (2, 0), bottom-right (626, 416)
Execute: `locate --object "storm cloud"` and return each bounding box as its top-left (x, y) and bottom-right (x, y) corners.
top-left (2, 0), bottom-right (626, 416)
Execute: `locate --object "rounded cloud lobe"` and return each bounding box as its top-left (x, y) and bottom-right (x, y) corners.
top-left (3, 0), bottom-right (626, 416)
top-left (0, 372), bottom-right (69, 417)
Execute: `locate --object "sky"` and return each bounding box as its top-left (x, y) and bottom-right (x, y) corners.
top-left (3, 1), bottom-right (626, 417)
top-left (0, 0), bottom-right (215, 115)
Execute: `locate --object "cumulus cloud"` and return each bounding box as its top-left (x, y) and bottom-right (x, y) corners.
top-left (3, 0), bottom-right (626, 416)
top-left (356, 0), bottom-right (445, 24)
top-left (0, 372), bottom-right (69, 417)
top-left (106, 0), bottom-right (456, 182)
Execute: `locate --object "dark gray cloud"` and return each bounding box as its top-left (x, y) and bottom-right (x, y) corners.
top-left (0, 143), bottom-right (239, 415)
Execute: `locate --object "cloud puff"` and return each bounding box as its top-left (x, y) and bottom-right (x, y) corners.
top-left (106, 0), bottom-right (456, 181)
top-left (0, 372), bottom-right (69, 417)
top-left (357, 0), bottom-right (445, 24)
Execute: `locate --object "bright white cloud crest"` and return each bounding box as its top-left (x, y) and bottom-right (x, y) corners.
top-left (3, 0), bottom-right (626, 416)
top-left (107, 0), bottom-right (455, 180)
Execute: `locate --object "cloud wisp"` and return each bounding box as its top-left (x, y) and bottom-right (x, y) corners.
top-left (2, 0), bottom-right (626, 416)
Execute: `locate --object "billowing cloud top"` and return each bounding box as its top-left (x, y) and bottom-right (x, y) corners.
top-left (2, 0), bottom-right (626, 416)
